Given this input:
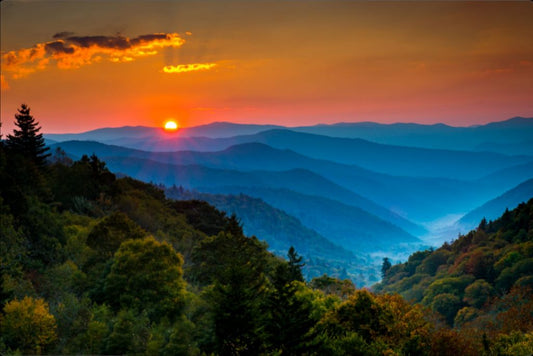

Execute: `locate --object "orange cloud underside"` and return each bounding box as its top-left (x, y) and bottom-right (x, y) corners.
top-left (163, 63), bottom-right (217, 74)
top-left (1, 33), bottom-right (185, 82)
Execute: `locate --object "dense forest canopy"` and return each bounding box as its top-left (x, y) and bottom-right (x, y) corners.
top-left (1, 106), bottom-right (532, 355)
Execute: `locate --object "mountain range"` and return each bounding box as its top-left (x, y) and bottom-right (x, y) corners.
top-left (47, 117), bottom-right (533, 276)
top-left (46, 116), bottom-right (533, 154)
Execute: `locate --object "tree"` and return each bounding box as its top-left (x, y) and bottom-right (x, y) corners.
top-left (192, 232), bottom-right (270, 354)
top-left (104, 237), bottom-right (186, 322)
top-left (104, 309), bottom-right (150, 355)
top-left (381, 257), bottom-right (392, 279)
top-left (431, 293), bottom-right (462, 326)
top-left (1, 296), bottom-right (57, 354)
top-left (6, 104), bottom-right (50, 167)
top-left (463, 279), bottom-right (495, 308)
top-left (309, 275), bottom-right (356, 299)
top-left (287, 246), bottom-right (305, 282)
top-left (86, 212), bottom-right (147, 260)
top-left (266, 262), bottom-right (315, 355)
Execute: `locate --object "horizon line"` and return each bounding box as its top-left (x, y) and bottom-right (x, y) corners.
top-left (39, 116), bottom-right (533, 135)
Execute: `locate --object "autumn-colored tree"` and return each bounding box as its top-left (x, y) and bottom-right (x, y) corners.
top-left (1, 296), bottom-right (57, 354)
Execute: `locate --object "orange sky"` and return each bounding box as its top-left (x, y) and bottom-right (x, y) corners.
top-left (1, 1), bottom-right (532, 134)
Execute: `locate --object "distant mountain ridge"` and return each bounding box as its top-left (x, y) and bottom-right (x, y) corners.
top-left (51, 139), bottom-right (532, 225)
top-left (458, 178), bottom-right (533, 229)
top-left (45, 117), bottom-right (533, 155)
top-left (55, 153), bottom-right (420, 253)
top-left (47, 116), bottom-right (533, 258)
top-left (45, 122), bottom-right (285, 142)
top-left (50, 128), bottom-right (532, 180)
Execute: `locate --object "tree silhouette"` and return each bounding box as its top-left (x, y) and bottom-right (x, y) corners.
top-left (381, 257), bottom-right (392, 279)
top-left (6, 104), bottom-right (50, 167)
top-left (288, 246), bottom-right (305, 282)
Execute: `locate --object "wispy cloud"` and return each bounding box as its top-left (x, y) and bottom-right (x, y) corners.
top-left (1, 32), bottom-right (186, 87)
top-left (162, 63), bottom-right (217, 74)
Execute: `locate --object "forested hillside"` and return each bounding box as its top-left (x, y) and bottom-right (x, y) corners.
top-left (165, 186), bottom-right (375, 284)
top-left (375, 199), bottom-right (533, 336)
top-left (1, 108), bottom-right (532, 355)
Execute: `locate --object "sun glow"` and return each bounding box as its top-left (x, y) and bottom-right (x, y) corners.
top-left (164, 120), bottom-right (178, 131)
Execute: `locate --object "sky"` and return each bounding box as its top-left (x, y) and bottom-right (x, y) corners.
top-left (1, 1), bottom-right (533, 134)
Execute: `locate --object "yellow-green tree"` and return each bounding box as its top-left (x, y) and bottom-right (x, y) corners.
top-left (103, 237), bottom-right (186, 322)
top-left (1, 296), bottom-right (57, 354)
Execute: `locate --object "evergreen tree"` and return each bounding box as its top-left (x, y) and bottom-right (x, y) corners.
top-left (6, 104), bottom-right (50, 167)
top-left (287, 246), bottom-right (305, 282)
top-left (266, 260), bottom-right (315, 355)
top-left (381, 257), bottom-right (392, 279)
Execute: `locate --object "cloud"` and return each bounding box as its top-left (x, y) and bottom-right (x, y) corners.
top-left (1, 32), bottom-right (186, 84)
top-left (45, 41), bottom-right (75, 55)
top-left (52, 31), bottom-right (75, 39)
top-left (162, 63), bottom-right (217, 74)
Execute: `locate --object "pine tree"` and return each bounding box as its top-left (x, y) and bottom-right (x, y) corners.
top-left (6, 104), bottom-right (50, 167)
top-left (381, 257), bottom-right (392, 279)
top-left (288, 246), bottom-right (305, 282)
top-left (266, 257), bottom-right (315, 355)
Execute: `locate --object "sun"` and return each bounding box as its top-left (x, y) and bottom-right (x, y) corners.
top-left (164, 120), bottom-right (179, 131)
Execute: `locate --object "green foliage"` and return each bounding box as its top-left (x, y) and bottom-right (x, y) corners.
top-left (377, 198), bottom-right (533, 343)
top-left (170, 198), bottom-right (230, 236)
top-left (454, 306), bottom-right (479, 328)
top-left (190, 231), bottom-right (269, 286)
top-left (104, 309), bottom-right (150, 355)
top-left (0, 202), bottom-right (29, 304)
top-left (48, 156), bottom-right (115, 214)
top-left (266, 257), bottom-right (315, 354)
top-left (431, 293), bottom-right (462, 326)
top-left (21, 197), bottom-right (65, 267)
top-left (416, 249), bottom-right (450, 276)
top-left (2, 126), bottom-right (533, 355)
top-left (463, 279), bottom-right (495, 308)
top-left (490, 331), bottom-right (533, 356)
top-left (104, 237), bottom-right (186, 321)
top-left (309, 275), bottom-right (356, 299)
top-left (86, 211), bottom-right (147, 260)
top-left (193, 232), bottom-right (270, 354)
top-left (422, 275), bottom-right (475, 304)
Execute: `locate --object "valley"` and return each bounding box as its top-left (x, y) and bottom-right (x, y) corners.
top-left (47, 118), bottom-right (533, 285)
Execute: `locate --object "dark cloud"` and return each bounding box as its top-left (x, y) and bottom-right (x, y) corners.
top-left (45, 41), bottom-right (75, 55)
top-left (53, 31), bottom-right (75, 39)
top-left (65, 35), bottom-right (131, 49)
top-left (61, 33), bottom-right (173, 50)
top-left (2, 32), bottom-right (185, 83)
top-left (131, 33), bottom-right (170, 45)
